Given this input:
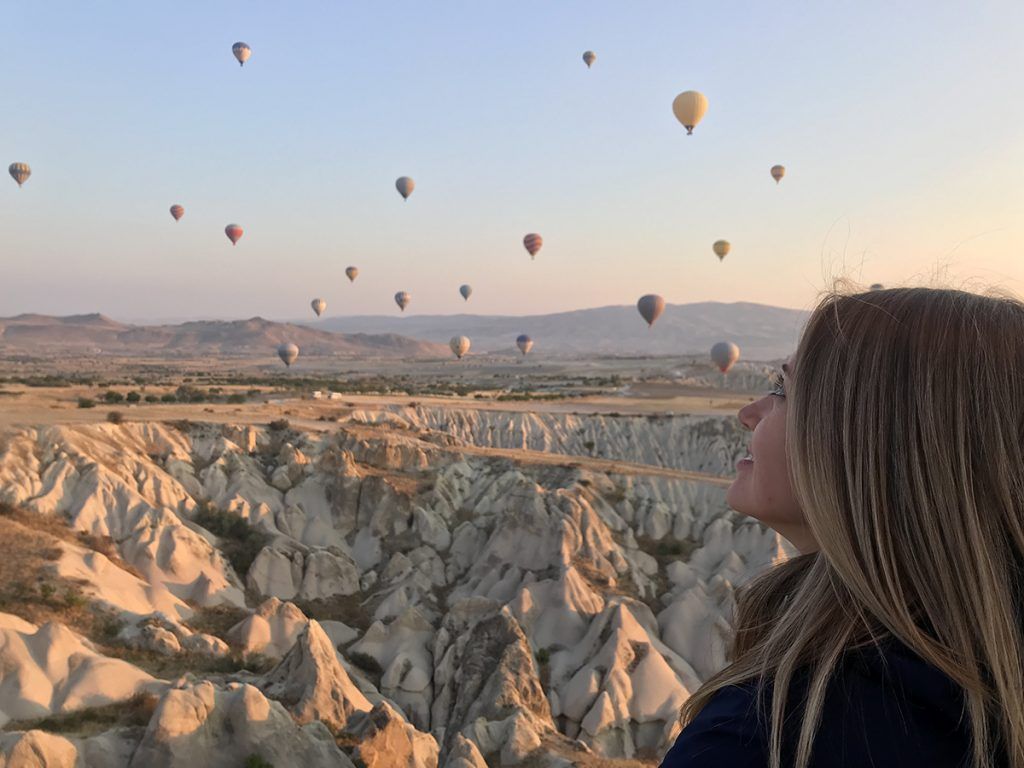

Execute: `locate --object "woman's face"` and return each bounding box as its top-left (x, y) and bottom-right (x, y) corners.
top-left (726, 361), bottom-right (816, 553)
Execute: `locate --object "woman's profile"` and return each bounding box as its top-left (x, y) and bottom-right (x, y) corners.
top-left (661, 287), bottom-right (1024, 768)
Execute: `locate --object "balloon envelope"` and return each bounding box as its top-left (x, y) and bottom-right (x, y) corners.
top-left (516, 334), bottom-right (533, 356)
top-left (232, 42), bottom-right (251, 66)
top-left (710, 341), bottom-right (740, 373)
top-left (277, 342), bottom-right (299, 367)
top-left (395, 176), bottom-right (415, 200)
top-left (345, 267), bottom-right (359, 282)
top-left (225, 224), bottom-right (243, 245)
top-left (771, 165), bottom-right (786, 184)
top-left (712, 240), bottom-right (731, 261)
top-left (459, 284), bottom-right (472, 301)
top-left (583, 50), bottom-right (596, 68)
top-left (8, 163), bottom-right (30, 187)
top-left (395, 291), bottom-right (411, 311)
top-left (671, 91), bottom-right (708, 134)
top-left (450, 336), bottom-right (471, 359)
top-left (311, 298), bottom-right (326, 317)
top-left (169, 205), bottom-right (184, 221)
top-left (637, 294), bottom-right (665, 327)
top-left (523, 233), bottom-right (543, 259)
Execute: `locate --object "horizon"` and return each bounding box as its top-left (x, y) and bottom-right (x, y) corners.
top-left (4, 2), bottom-right (1023, 320)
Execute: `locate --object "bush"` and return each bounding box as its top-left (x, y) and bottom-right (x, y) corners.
top-left (245, 755), bottom-right (274, 768)
top-left (126, 391), bottom-right (141, 403)
top-left (106, 411), bottom-right (124, 425)
top-left (193, 503), bottom-right (270, 577)
top-left (535, 647), bottom-right (551, 665)
top-left (77, 397), bottom-right (96, 409)
top-left (160, 393), bottom-right (176, 403)
top-left (144, 394), bottom-right (159, 403)
top-left (227, 393), bottom-right (246, 404)
top-left (102, 391), bottom-right (124, 404)
top-left (268, 419), bottom-right (290, 432)
top-left (349, 650), bottom-right (384, 676)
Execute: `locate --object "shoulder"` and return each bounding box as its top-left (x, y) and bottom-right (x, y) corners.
top-left (660, 641), bottom-right (971, 768)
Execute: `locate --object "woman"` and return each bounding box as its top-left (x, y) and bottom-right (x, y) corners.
top-left (661, 287), bottom-right (1024, 768)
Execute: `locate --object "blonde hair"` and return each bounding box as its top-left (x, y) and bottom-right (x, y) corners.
top-left (681, 287), bottom-right (1024, 767)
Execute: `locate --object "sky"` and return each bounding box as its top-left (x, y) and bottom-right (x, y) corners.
top-left (2, 1), bottom-right (1023, 321)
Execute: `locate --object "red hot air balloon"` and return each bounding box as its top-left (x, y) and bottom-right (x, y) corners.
top-left (523, 233), bottom-right (543, 260)
top-left (225, 224), bottom-right (244, 245)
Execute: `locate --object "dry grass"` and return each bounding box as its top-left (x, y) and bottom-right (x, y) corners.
top-left (103, 645), bottom-right (274, 678)
top-left (2, 693), bottom-right (159, 736)
top-left (294, 594), bottom-right (372, 632)
top-left (186, 604), bottom-right (250, 641)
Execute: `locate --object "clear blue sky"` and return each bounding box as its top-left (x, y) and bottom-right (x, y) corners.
top-left (2, 1), bottom-right (1023, 320)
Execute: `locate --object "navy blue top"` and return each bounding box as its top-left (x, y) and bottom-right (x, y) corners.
top-left (660, 640), bottom-right (980, 767)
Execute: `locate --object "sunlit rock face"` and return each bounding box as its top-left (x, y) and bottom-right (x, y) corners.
top-left (0, 410), bottom-right (788, 765)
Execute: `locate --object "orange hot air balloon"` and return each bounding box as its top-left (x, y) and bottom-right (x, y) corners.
top-left (225, 224), bottom-right (244, 245)
top-left (169, 205), bottom-right (184, 222)
top-left (523, 233), bottom-right (543, 260)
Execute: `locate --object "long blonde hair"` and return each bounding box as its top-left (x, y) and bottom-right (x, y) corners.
top-left (681, 287), bottom-right (1024, 768)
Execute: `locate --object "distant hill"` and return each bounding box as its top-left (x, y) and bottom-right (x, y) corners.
top-left (0, 315), bottom-right (446, 358)
top-left (311, 301), bottom-right (808, 360)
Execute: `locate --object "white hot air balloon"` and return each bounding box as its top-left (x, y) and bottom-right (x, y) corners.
top-left (277, 342), bottom-right (299, 367)
top-left (516, 334), bottom-right (533, 356)
top-left (232, 42), bottom-right (251, 66)
top-left (450, 335), bottom-right (471, 359)
top-left (311, 298), bottom-right (326, 317)
top-left (710, 341), bottom-right (740, 373)
top-left (770, 165), bottom-right (786, 184)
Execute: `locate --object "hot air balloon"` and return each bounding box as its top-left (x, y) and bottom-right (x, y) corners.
top-left (232, 42), bottom-right (251, 66)
top-left (711, 341), bottom-right (740, 373)
top-left (345, 266), bottom-right (359, 283)
top-left (459, 284), bottom-right (472, 301)
top-left (395, 291), bottom-right (411, 312)
top-left (8, 163), bottom-right (30, 187)
top-left (277, 342), bottom-right (299, 367)
top-left (311, 298), bottom-right (326, 317)
top-left (713, 240), bottom-right (731, 261)
top-left (396, 177), bottom-right (415, 200)
top-left (869, 283), bottom-right (884, 291)
top-left (771, 165), bottom-right (786, 184)
top-left (450, 336), bottom-right (471, 359)
top-left (583, 50), bottom-right (596, 68)
top-left (516, 334), bottom-right (533, 356)
top-left (672, 91), bottom-right (708, 135)
top-left (637, 294), bottom-right (665, 327)
top-left (225, 224), bottom-right (244, 245)
top-left (169, 205), bottom-right (184, 222)
top-left (523, 233), bottom-right (543, 260)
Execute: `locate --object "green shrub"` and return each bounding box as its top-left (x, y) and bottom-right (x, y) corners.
top-left (349, 650), bottom-right (384, 676)
top-left (245, 755), bottom-right (274, 768)
top-left (144, 394), bottom-right (159, 403)
top-left (268, 419), bottom-right (290, 432)
top-left (77, 397), bottom-right (96, 409)
top-left (126, 391), bottom-right (141, 403)
top-left (106, 411), bottom-right (124, 425)
top-left (160, 393), bottom-right (177, 403)
top-left (227, 393), bottom-right (246, 404)
top-left (535, 647), bottom-right (550, 665)
top-left (193, 504), bottom-right (270, 576)
top-left (102, 391), bottom-right (124, 404)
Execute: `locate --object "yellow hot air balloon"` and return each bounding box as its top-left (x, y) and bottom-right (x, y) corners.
top-left (8, 163), bottom-right (31, 187)
top-left (712, 240), bottom-right (731, 261)
top-left (672, 91), bottom-right (708, 135)
top-left (232, 42), bottom-right (251, 66)
top-left (770, 165), bottom-right (786, 184)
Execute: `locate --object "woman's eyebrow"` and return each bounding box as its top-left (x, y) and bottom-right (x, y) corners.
top-left (782, 363), bottom-right (791, 376)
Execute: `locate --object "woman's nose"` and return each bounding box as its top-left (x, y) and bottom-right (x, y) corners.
top-left (738, 398), bottom-right (764, 431)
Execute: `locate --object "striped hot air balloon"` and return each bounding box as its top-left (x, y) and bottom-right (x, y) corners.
top-left (225, 224), bottom-right (244, 245)
top-left (169, 205), bottom-right (184, 222)
top-left (8, 163), bottom-right (31, 187)
top-left (346, 266), bottom-right (359, 282)
top-left (523, 233), bottom-right (543, 260)
top-left (232, 42), bottom-right (251, 66)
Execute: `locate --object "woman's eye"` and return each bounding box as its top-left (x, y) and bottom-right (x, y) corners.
top-left (769, 372), bottom-right (786, 397)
